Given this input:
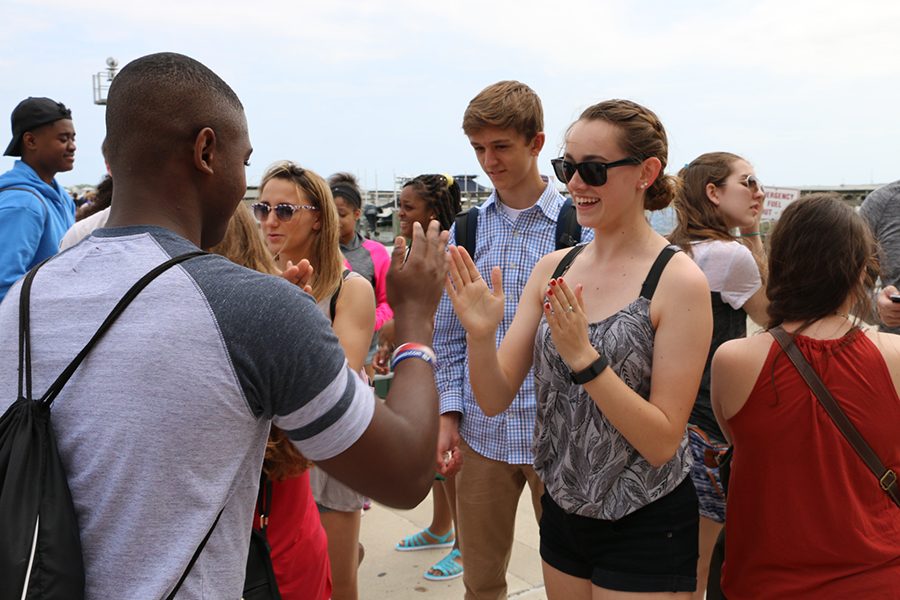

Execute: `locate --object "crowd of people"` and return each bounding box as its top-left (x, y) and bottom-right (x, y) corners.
top-left (0, 51), bottom-right (898, 600)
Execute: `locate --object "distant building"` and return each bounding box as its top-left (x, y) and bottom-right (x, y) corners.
top-left (242, 174), bottom-right (494, 208)
top-left (241, 181), bottom-right (884, 229)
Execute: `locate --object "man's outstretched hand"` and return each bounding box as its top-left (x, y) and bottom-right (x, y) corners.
top-left (387, 221), bottom-right (449, 324)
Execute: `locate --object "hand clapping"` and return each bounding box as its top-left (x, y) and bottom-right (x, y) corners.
top-left (544, 277), bottom-right (599, 374)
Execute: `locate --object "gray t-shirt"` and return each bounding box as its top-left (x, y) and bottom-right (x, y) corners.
top-left (861, 180), bottom-right (900, 334)
top-left (0, 226), bottom-right (374, 599)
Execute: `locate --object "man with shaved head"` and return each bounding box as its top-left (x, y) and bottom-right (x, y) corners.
top-left (0, 53), bottom-right (448, 598)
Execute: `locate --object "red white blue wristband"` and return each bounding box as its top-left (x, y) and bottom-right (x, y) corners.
top-left (390, 342), bottom-right (437, 371)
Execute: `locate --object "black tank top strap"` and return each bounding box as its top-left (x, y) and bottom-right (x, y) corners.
top-left (639, 245), bottom-right (680, 300)
top-left (328, 269), bottom-right (353, 323)
top-left (550, 244), bottom-right (586, 280)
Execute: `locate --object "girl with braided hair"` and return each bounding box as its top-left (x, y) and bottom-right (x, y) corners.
top-left (399, 173), bottom-right (462, 233)
top-left (446, 99), bottom-right (713, 597)
top-left (388, 174), bottom-right (465, 582)
top-left (376, 173), bottom-right (462, 370)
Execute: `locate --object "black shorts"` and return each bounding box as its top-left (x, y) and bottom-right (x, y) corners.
top-left (539, 477), bottom-right (698, 593)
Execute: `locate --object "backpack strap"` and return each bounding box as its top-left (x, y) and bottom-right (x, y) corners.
top-left (453, 206), bottom-right (479, 258)
top-left (0, 186), bottom-right (48, 221)
top-left (554, 198), bottom-right (582, 250)
top-left (17, 257), bottom-right (52, 401)
top-left (17, 250), bottom-right (214, 599)
top-left (21, 251), bottom-right (207, 407)
top-left (255, 471), bottom-right (273, 536)
top-left (550, 244), bottom-right (586, 281)
top-left (639, 245), bottom-right (680, 300)
top-left (770, 326), bottom-right (900, 509)
top-left (165, 506), bottom-right (224, 600)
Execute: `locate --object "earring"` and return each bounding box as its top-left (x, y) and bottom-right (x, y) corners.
top-left (640, 182), bottom-right (647, 189)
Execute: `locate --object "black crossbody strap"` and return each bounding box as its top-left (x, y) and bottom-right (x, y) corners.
top-left (770, 326), bottom-right (900, 508)
top-left (17, 258), bottom-right (53, 400)
top-left (39, 251), bottom-right (206, 407)
top-left (165, 507), bottom-right (224, 600)
top-left (16, 250), bottom-right (214, 599)
top-left (256, 471), bottom-right (273, 536)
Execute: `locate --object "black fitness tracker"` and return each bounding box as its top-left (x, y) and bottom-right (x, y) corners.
top-left (569, 354), bottom-right (609, 385)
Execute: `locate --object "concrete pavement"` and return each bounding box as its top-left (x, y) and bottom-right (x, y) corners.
top-left (358, 487), bottom-right (547, 599)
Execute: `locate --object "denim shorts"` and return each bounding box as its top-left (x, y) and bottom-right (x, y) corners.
top-left (539, 477), bottom-right (698, 593)
top-left (687, 425), bottom-right (728, 523)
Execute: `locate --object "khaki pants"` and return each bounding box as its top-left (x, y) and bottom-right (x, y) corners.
top-left (456, 439), bottom-right (543, 600)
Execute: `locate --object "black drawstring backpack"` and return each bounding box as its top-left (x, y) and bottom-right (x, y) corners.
top-left (0, 252), bottom-right (206, 599)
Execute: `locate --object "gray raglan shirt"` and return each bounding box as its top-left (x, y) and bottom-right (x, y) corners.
top-left (0, 226), bottom-right (373, 599)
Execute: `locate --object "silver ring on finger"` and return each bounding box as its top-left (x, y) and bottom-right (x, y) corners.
top-left (566, 305), bottom-right (574, 312)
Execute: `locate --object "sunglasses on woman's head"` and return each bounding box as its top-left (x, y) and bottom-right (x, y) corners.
top-left (251, 202), bottom-right (319, 222)
top-left (551, 157), bottom-right (642, 187)
top-left (738, 175), bottom-right (765, 194)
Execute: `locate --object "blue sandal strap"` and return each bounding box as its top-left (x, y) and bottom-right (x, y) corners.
top-left (426, 549), bottom-right (463, 578)
top-left (422, 527), bottom-right (454, 544)
top-left (396, 527), bottom-right (455, 549)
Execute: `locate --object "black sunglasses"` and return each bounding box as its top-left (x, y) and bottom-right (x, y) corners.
top-left (251, 202), bottom-right (319, 222)
top-left (551, 157), bottom-right (642, 187)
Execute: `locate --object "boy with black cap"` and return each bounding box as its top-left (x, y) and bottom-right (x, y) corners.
top-left (0, 96), bottom-right (76, 302)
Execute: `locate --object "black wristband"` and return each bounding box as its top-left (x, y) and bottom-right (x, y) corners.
top-left (569, 354), bottom-right (609, 385)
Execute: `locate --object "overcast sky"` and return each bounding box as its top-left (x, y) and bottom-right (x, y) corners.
top-left (2, 0), bottom-right (898, 191)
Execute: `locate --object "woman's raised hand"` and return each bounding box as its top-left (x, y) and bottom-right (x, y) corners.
top-left (282, 259), bottom-right (314, 295)
top-left (445, 245), bottom-right (505, 340)
top-left (544, 277), bottom-right (598, 372)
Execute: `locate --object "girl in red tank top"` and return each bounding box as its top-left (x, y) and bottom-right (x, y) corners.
top-left (711, 194), bottom-right (900, 599)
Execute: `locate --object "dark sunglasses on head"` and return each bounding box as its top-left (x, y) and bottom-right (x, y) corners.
top-left (738, 175), bottom-right (765, 194)
top-left (551, 157), bottom-right (642, 187)
top-left (251, 202), bottom-right (319, 222)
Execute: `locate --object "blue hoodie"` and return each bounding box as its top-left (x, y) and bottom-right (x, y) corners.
top-left (0, 160), bottom-right (75, 302)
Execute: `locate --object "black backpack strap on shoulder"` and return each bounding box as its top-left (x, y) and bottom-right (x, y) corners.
top-left (555, 198), bottom-right (582, 250)
top-left (17, 258), bottom-right (53, 401)
top-left (453, 210), bottom-right (467, 249)
top-left (550, 244), bottom-right (586, 281)
top-left (38, 251), bottom-right (207, 407)
top-left (454, 206), bottom-right (479, 258)
top-left (770, 326), bottom-right (900, 509)
top-left (165, 506), bottom-right (224, 600)
top-left (639, 245), bottom-right (680, 300)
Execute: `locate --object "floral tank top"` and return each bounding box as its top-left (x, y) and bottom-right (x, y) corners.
top-left (532, 245), bottom-right (692, 520)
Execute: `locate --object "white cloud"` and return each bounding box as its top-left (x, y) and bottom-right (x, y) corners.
top-left (2, 0), bottom-right (898, 187)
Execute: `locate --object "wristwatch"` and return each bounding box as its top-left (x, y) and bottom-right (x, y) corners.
top-left (569, 354), bottom-right (609, 384)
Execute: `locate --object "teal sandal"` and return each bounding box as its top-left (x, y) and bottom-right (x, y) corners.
top-left (394, 527), bottom-right (455, 552)
top-left (424, 548), bottom-right (463, 581)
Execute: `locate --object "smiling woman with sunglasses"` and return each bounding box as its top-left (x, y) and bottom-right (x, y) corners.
top-left (667, 152), bottom-right (769, 599)
top-left (445, 99), bottom-right (713, 598)
top-left (255, 160), bottom-right (376, 600)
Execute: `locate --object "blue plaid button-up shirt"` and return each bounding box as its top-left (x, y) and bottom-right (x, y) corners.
top-left (434, 182), bottom-right (593, 464)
